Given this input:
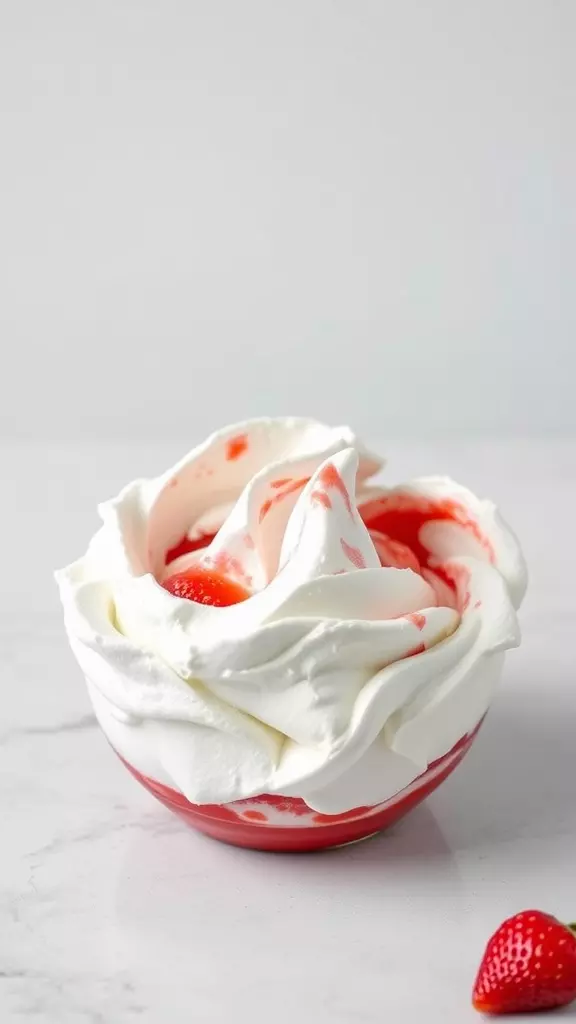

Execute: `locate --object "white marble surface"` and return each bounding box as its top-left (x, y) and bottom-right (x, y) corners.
top-left (2, 439), bottom-right (576, 1023)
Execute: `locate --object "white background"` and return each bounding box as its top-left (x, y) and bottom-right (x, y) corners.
top-left (2, 0), bottom-right (575, 442)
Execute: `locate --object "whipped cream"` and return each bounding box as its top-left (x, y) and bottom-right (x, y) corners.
top-left (56, 418), bottom-right (527, 814)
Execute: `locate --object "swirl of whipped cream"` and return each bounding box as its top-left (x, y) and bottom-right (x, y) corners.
top-left (56, 418), bottom-right (527, 814)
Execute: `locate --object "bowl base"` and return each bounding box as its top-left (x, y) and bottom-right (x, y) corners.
top-left (117, 720), bottom-right (483, 852)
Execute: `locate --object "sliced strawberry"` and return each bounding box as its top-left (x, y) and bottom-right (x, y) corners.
top-left (473, 910), bottom-right (576, 1015)
top-left (162, 566), bottom-right (250, 607)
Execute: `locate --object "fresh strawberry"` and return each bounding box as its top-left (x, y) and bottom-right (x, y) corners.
top-left (473, 910), bottom-right (576, 1014)
top-left (162, 566), bottom-right (250, 607)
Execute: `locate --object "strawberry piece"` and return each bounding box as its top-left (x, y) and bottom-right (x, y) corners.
top-left (162, 566), bottom-right (250, 607)
top-left (473, 910), bottom-right (576, 1015)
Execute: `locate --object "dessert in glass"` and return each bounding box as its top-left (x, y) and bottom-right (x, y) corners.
top-left (56, 419), bottom-right (526, 851)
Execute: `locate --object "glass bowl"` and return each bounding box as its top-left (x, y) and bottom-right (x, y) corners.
top-left (115, 721), bottom-right (482, 852)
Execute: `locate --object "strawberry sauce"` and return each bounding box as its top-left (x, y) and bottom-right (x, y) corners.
top-left (162, 566), bottom-right (250, 607)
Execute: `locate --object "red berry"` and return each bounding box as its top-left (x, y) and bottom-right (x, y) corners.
top-left (473, 910), bottom-right (576, 1015)
top-left (162, 566), bottom-right (250, 607)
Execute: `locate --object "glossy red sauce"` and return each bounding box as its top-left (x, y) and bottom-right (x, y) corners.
top-left (225, 434), bottom-right (248, 461)
top-left (360, 494), bottom-right (493, 591)
top-left (162, 566), bottom-right (250, 607)
top-left (165, 532), bottom-right (216, 566)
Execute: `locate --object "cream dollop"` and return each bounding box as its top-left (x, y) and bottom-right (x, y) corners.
top-left (56, 418), bottom-right (527, 813)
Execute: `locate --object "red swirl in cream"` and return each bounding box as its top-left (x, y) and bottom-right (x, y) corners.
top-left (56, 418), bottom-right (527, 813)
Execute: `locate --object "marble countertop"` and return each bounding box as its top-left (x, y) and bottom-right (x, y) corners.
top-left (2, 439), bottom-right (575, 1023)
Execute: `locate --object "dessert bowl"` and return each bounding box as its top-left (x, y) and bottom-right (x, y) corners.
top-left (117, 722), bottom-right (482, 851)
top-left (56, 419), bottom-right (527, 851)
